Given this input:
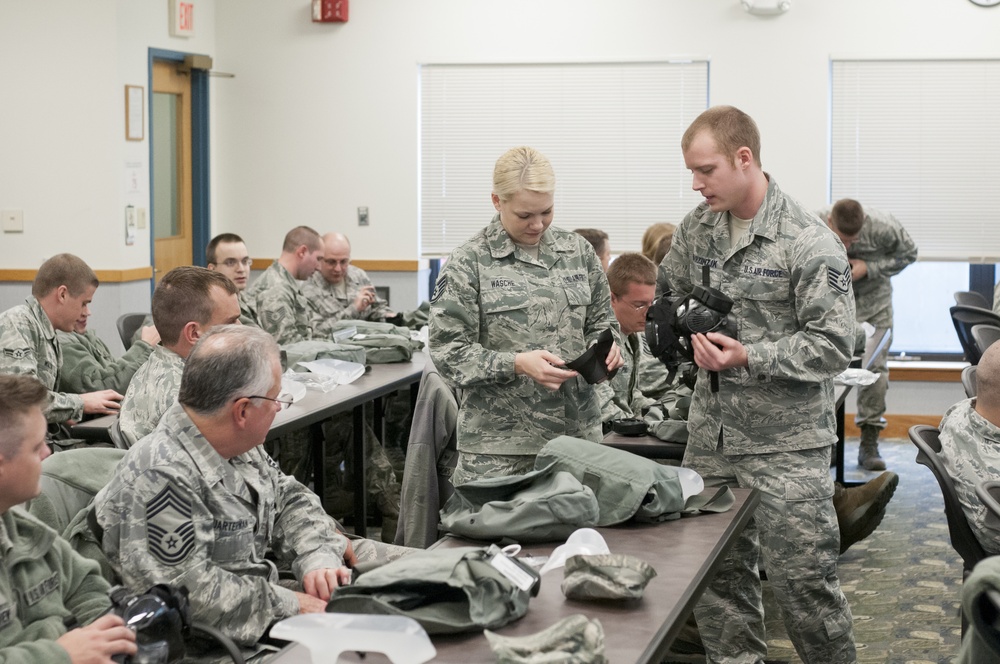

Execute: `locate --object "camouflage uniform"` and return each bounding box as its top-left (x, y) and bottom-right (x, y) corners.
top-left (661, 177), bottom-right (857, 663)
top-left (118, 346), bottom-right (185, 447)
top-left (0, 507), bottom-right (113, 662)
top-left (95, 402), bottom-right (408, 647)
top-left (57, 329), bottom-right (154, 395)
top-left (597, 328), bottom-right (653, 422)
top-left (238, 291), bottom-right (262, 328)
top-left (302, 265), bottom-right (391, 334)
top-left (817, 206), bottom-right (916, 430)
top-left (0, 297), bottom-right (84, 423)
top-left (938, 397), bottom-right (1000, 555)
top-left (430, 216), bottom-right (614, 484)
top-left (246, 261), bottom-right (315, 345)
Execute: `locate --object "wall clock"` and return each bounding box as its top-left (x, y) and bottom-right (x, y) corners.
top-left (970, 0), bottom-right (1000, 7)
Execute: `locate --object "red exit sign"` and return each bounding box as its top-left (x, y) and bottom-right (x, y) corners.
top-left (171, 0), bottom-right (195, 37)
top-left (312, 0), bottom-right (349, 23)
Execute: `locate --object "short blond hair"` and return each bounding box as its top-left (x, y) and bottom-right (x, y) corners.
top-left (492, 147), bottom-right (555, 202)
top-left (641, 223), bottom-right (677, 265)
top-left (682, 105), bottom-right (762, 168)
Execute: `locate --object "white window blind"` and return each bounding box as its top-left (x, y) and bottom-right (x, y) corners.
top-left (831, 59), bottom-right (1000, 262)
top-left (419, 61), bottom-right (709, 257)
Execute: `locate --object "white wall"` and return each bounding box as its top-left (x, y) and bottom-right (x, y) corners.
top-left (212, 0), bottom-right (1000, 262)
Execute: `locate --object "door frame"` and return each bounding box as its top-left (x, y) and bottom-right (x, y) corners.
top-left (147, 48), bottom-right (211, 295)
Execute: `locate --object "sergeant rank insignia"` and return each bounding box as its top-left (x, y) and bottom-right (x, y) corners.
top-left (827, 265), bottom-right (851, 295)
top-left (146, 484), bottom-right (195, 566)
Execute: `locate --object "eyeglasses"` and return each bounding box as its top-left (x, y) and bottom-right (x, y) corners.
top-left (237, 395), bottom-right (294, 411)
top-left (622, 300), bottom-right (653, 313)
top-left (219, 257), bottom-right (253, 268)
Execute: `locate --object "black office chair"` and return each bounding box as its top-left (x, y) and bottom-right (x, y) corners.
top-left (976, 480), bottom-right (1000, 532)
top-left (116, 312), bottom-right (148, 351)
top-left (910, 425), bottom-right (987, 576)
top-left (963, 365), bottom-right (978, 399)
top-left (955, 291), bottom-right (991, 309)
top-left (951, 305), bottom-right (1000, 365)
top-left (973, 324), bottom-right (1000, 362)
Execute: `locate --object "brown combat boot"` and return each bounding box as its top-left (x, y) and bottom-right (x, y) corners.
top-left (833, 471), bottom-right (899, 554)
top-left (858, 424), bottom-right (887, 471)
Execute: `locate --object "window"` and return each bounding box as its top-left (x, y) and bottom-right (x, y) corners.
top-left (419, 61), bottom-right (709, 257)
top-left (831, 60), bottom-right (1000, 355)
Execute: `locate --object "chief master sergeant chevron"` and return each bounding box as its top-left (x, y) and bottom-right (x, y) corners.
top-left (659, 106), bottom-right (857, 663)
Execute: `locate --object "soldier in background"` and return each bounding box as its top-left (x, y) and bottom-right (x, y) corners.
top-left (661, 106), bottom-right (856, 662)
top-left (0, 253), bottom-right (123, 426)
top-left (430, 146), bottom-right (622, 485)
top-left (118, 267), bottom-right (240, 447)
top-left (95, 325), bottom-right (408, 655)
top-left (245, 226), bottom-right (324, 345)
top-left (303, 232), bottom-right (394, 328)
top-left (206, 232), bottom-right (260, 327)
top-left (821, 199), bottom-right (917, 470)
top-left (58, 305), bottom-right (159, 396)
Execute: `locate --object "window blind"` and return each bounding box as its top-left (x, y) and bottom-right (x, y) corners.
top-left (831, 59), bottom-right (1000, 262)
top-left (419, 61), bottom-right (709, 257)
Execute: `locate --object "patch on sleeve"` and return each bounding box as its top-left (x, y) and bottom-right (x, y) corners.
top-left (146, 484), bottom-right (195, 566)
top-left (261, 306), bottom-right (288, 327)
top-left (827, 265), bottom-right (851, 295)
top-left (1, 348), bottom-right (31, 360)
top-left (431, 274), bottom-right (448, 304)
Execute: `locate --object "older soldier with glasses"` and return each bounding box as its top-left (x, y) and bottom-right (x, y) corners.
top-left (95, 325), bottom-right (409, 657)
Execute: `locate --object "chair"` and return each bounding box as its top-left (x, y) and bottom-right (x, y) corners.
top-left (973, 324), bottom-right (1000, 362)
top-left (116, 312), bottom-right (148, 351)
top-left (951, 305), bottom-right (1000, 365)
top-left (963, 365), bottom-right (978, 399)
top-left (909, 425), bottom-right (987, 580)
top-left (955, 291), bottom-right (991, 309)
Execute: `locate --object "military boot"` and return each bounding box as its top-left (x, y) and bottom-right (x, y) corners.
top-left (858, 424), bottom-right (887, 471)
top-left (833, 472), bottom-right (899, 554)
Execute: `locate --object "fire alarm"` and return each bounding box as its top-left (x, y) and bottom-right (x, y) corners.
top-left (312, 0), bottom-right (348, 23)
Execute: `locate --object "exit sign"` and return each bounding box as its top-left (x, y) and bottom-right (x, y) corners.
top-left (171, 0), bottom-right (195, 38)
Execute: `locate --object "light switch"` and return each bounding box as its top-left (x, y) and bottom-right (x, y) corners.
top-left (1, 209), bottom-right (24, 233)
top-left (136, 207), bottom-right (147, 229)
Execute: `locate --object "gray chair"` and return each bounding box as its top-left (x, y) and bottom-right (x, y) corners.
top-left (972, 324), bottom-right (1000, 362)
top-left (116, 312), bottom-right (148, 351)
top-left (963, 365), bottom-right (978, 399)
top-left (956, 291), bottom-right (991, 309)
top-left (951, 305), bottom-right (1000, 365)
top-left (976, 480), bottom-right (1000, 532)
top-left (911, 425), bottom-right (988, 636)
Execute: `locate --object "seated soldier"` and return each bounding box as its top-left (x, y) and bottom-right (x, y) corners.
top-left (245, 226), bottom-right (325, 345)
top-left (0, 374), bottom-right (137, 662)
top-left (118, 266), bottom-right (240, 446)
top-left (95, 325), bottom-right (409, 651)
top-left (941, 340), bottom-right (1000, 555)
top-left (205, 232), bottom-right (260, 327)
top-left (0, 254), bottom-right (123, 427)
top-left (303, 232), bottom-right (395, 329)
top-left (603, 253), bottom-right (898, 554)
top-left (58, 303), bottom-right (159, 395)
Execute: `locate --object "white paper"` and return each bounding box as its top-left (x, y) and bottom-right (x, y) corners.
top-left (297, 358), bottom-right (366, 385)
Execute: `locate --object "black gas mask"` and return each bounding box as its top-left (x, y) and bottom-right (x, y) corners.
top-left (110, 584), bottom-right (191, 664)
top-left (645, 277), bottom-right (737, 392)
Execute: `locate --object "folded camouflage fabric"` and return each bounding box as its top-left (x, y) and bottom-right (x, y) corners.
top-left (560, 553), bottom-right (656, 600)
top-left (484, 614), bottom-right (607, 664)
top-left (438, 463), bottom-right (599, 542)
top-left (325, 546), bottom-right (531, 635)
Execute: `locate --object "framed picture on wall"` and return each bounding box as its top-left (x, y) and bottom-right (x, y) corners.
top-left (125, 85), bottom-right (144, 142)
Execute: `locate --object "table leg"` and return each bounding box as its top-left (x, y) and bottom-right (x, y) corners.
top-left (835, 401), bottom-right (861, 488)
top-left (310, 421), bottom-right (326, 507)
top-left (353, 404), bottom-right (368, 538)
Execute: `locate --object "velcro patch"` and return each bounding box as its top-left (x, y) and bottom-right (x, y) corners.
top-left (827, 265), bottom-right (851, 295)
top-left (146, 484), bottom-right (195, 566)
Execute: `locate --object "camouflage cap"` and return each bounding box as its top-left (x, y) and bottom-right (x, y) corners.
top-left (484, 613), bottom-right (607, 664)
top-left (560, 553), bottom-right (657, 601)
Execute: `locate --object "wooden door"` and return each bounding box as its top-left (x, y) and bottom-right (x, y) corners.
top-left (151, 60), bottom-right (193, 283)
